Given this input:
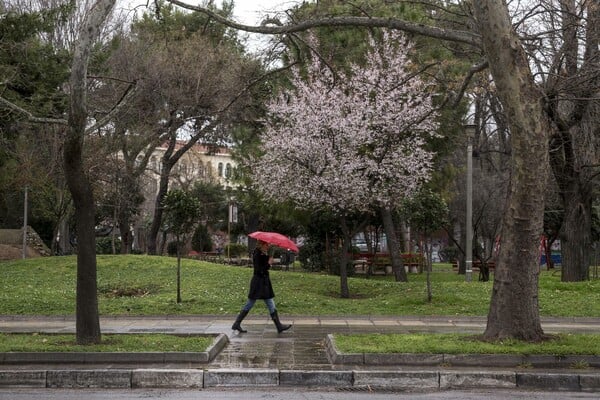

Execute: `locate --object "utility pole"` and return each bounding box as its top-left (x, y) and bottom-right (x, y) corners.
top-left (227, 198), bottom-right (237, 260)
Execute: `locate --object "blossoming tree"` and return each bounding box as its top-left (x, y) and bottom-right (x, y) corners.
top-left (252, 31), bottom-right (439, 297)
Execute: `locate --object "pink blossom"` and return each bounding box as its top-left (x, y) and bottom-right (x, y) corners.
top-left (252, 31), bottom-right (439, 213)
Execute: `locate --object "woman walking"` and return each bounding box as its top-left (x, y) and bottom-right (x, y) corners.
top-left (232, 240), bottom-right (292, 333)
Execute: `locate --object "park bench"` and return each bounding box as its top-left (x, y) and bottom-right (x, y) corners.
top-left (352, 253), bottom-right (424, 276)
top-left (451, 260), bottom-right (496, 272)
top-left (452, 260), bottom-right (496, 280)
top-left (188, 251), bottom-right (223, 263)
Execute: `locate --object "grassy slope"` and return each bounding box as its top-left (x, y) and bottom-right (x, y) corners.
top-left (0, 255), bottom-right (597, 317)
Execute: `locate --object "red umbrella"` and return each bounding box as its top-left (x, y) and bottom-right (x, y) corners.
top-left (248, 231), bottom-right (299, 253)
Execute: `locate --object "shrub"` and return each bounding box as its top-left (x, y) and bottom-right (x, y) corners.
top-left (96, 237), bottom-right (120, 255)
top-left (439, 246), bottom-right (460, 262)
top-left (167, 241), bottom-right (183, 256)
top-left (191, 224), bottom-right (213, 252)
top-left (225, 243), bottom-right (248, 257)
top-left (299, 240), bottom-right (326, 272)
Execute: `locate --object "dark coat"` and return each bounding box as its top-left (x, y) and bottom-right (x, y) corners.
top-left (248, 247), bottom-right (275, 300)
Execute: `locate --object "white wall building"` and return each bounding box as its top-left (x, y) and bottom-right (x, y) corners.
top-left (143, 141), bottom-right (238, 194)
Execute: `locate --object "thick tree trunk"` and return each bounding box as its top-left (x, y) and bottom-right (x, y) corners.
top-left (381, 206), bottom-right (407, 282)
top-left (546, 1), bottom-right (598, 281)
top-left (474, 1), bottom-right (548, 341)
top-left (559, 185), bottom-right (592, 281)
top-left (65, 0), bottom-right (116, 345)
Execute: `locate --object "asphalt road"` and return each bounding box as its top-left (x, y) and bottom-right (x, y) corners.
top-left (1, 388), bottom-right (598, 400)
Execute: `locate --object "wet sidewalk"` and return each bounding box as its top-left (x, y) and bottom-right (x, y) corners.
top-left (1, 315), bottom-right (600, 370)
top-left (2, 315), bottom-right (600, 391)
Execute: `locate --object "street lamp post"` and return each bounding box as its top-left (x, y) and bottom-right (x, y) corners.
top-left (465, 125), bottom-right (476, 282)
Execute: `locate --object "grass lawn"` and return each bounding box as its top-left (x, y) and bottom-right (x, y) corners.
top-left (0, 254), bottom-right (598, 317)
top-left (0, 332), bottom-right (214, 352)
top-left (333, 333), bottom-right (600, 356)
top-left (1, 255), bottom-right (599, 354)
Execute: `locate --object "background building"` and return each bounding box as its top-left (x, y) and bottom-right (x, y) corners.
top-left (132, 142), bottom-right (238, 252)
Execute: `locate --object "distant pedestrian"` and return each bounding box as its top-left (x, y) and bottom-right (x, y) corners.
top-left (232, 240), bottom-right (292, 333)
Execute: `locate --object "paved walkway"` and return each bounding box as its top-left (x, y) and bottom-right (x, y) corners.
top-left (1, 314), bottom-right (600, 370)
top-left (2, 315), bottom-right (600, 391)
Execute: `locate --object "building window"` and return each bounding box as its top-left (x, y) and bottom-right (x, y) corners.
top-left (218, 162), bottom-right (223, 177)
top-left (225, 163), bottom-right (232, 178)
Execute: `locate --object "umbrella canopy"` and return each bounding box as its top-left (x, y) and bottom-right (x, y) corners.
top-left (248, 231), bottom-right (299, 253)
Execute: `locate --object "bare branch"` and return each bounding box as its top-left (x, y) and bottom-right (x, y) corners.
top-left (450, 60), bottom-right (489, 108)
top-left (85, 80), bottom-right (138, 134)
top-left (195, 60), bottom-right (301, 123)
top-left (166, 0), bottom-right (481, 47)
top-left (0, 96), bottom-right (68, 125)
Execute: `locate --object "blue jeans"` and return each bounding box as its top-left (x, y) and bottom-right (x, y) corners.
top-left (242, 298), bottom-right (276, 314)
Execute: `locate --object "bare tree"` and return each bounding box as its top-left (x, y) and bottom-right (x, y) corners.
top-left (136, 34), bottom-right (260, 255)
top-left (63, 0), bottom-right (118, 344)
top-left (532, 0), bottom-right (600, 282)
top-left (0, 0), bottom-right (121, 344)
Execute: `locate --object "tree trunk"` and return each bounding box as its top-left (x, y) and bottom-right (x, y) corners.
top-left (65, 0), bottom-right (116, 345)
top-left (381, 206), bottom-right (407, 282)
top-left (64, 141), bottom-right (101, 344)
top-left (339, 220), bottom-right (351, 299)
top-left (547, 0), bottom-right (598, 282)
top-left (147, 160), bottom-right (174, 255)
top-left (118, 200), bottom-right (134, 254)
top-left (543, 236), bottom-right (555, 270)
top-left (423, 237), bottom-right (432, 302)
top-left (559, 185), bottom-right (592, 281)
top-left (118, 216), bottom-right (132, 254)
top-left (146, 128), bottom-right (211, 254)
top-left (474, 1), bottom-right (548, 341)
top-left (399, 221), bottom-right (411, 253)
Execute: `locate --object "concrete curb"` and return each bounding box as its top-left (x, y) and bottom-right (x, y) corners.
top-left (1, 368), bottom-right (599, 391)
top-left (0, 333), bottom-right (228, 365)
top-left (325, 334), bottom-right (600, 368)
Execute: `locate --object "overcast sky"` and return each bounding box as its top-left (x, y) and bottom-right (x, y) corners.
top-left (230, 0), bottom-right (301, 53)
top-left (121, 1), bottom-right (299, 24)
top-left (232, 0), bottom-right (298, 25)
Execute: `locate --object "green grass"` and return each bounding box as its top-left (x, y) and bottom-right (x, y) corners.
top-left (0, 333), bottom-right (214, 352)
top-left (333, 333), bottom-right (600, 356)
top-left (0, 254), bottom-right (598, 317)
top-left (1, 255), bottom-right (599, 354)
